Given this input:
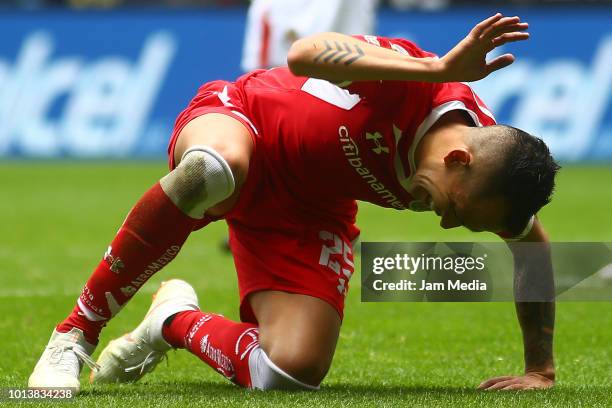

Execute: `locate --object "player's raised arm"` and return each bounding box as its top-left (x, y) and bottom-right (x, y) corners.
top-left (480, 218), bottom-right (556, 391)
top-left (287, 13), bottom-right (529, 83)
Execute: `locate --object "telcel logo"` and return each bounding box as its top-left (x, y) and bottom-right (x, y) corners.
top-left (474, 36), bottom-right (612, 161)
top-left (0, 31), bottom-right (176, 157)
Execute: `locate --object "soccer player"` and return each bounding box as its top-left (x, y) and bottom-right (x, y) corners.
top-left (29, 14), bottom-right (559, 392)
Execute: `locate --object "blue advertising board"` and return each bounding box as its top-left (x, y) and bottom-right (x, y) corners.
top-left (0, 7), bottom-right (610, 161)
top-left (0, 10), bottom-right (247, 158)
top-left (377, 8), bottom-right (612, 163)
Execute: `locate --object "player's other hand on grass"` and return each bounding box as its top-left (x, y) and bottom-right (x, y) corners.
top-left (439, 13), bottom-right (529, 82)
top-left (478, 372), bottom-right (554, 391)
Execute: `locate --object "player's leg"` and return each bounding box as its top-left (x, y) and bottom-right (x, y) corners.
top-left (163, 291), bottom-right (340, 389)
top-left (90, 120), bottom-right (354, 389)
top-left (29, 113), bottom-right (253, 392)
top-left (58, 113), bottom-right (252, 341)
top-left (160, 290), bottom-right (339, 389)
top-left (248, 290), bottom-right (341, 387)
top-left (93, 282), bottom-right (340, 390)
top-left (144, 226), bottom-right (349, 389)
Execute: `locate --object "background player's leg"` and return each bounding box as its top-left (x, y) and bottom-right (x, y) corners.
top-left (160, 290), bottom-right (340, 389)
top-left (29, 114), bottom-right (253, 391)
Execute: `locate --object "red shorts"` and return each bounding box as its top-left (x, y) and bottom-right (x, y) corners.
top-left (168, 80), bottom-right (360, 324)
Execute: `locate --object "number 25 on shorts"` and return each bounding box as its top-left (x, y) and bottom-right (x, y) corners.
top-left (318, 230), bottom-right (354, 296)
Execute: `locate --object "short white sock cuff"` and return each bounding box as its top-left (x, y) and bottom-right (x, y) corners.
top-left (248, 347), bottom-right (320, 391)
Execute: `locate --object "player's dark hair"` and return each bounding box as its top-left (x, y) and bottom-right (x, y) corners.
top-left (478, 125), bottom-right (561, 235)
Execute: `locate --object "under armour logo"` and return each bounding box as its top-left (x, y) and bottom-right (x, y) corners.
top-left (366, 132), bottom-right (389, 154)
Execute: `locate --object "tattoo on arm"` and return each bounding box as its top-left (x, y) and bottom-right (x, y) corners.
top-left (515, 301), bottom-right (555, 374)
top-left (314, 41), bottom-right (365, 66)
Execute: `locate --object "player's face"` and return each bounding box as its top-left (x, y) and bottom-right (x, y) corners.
top-left (411, 166), bottom-right (509, 233)
top-left (438, 188), bottom-right (509, 233)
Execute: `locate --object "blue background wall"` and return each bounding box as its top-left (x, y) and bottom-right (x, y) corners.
top-left (0, 7), bottom-right (610, 161)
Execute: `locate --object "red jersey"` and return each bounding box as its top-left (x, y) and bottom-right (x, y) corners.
top-left (170, 35), bottom-right (496, 231)
top-left (167, 35), bottom-right (498, 320)
top-left (235, 35), bottom-right (494, 210)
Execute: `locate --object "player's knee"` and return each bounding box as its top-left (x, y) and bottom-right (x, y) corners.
top-left (265, 344), bottom-right (332, 387)
top-left (249, 346), bottom-right (327, 390)
top-left (160, 146), bottom-right (236, 218)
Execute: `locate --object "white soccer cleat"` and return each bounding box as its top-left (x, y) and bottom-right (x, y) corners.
top-left (90, 279), bottom-right (199, 384)
top-left (28, 327), bottom-right (99, 394)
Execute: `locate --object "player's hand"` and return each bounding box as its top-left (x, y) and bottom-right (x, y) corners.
top-left (438, 13), bottom-right (529, 82)
top-left (478, 372), bottom-right (554, 391)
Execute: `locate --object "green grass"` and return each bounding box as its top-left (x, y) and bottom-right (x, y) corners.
top-left (1, 163), bottom-right (611, 407)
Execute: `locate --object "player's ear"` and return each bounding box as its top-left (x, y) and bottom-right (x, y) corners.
top-left (444, 149), bottom-right (471, 167)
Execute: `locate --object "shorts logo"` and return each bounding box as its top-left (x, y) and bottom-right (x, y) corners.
top-left (366, 131), bottom-right (389, 154)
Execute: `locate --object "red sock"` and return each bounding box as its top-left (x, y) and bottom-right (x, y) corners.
top-left (162, 310), bottom-right (259, 387)
top-left (57, 182), bottom-right (197, 344)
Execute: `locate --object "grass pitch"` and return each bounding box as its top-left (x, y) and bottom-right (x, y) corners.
top-left (1, 162), bottom-right (611, 407)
